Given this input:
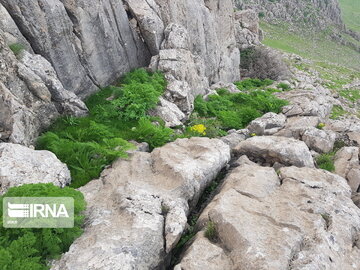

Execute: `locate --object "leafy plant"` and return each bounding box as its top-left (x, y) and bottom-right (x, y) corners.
top-left (277, 82), bottom-right (291, 91)
top-left (204, 221), bottom-right (218, 242)
top-left (316, 152), bottom-right (336, 172)
top-left (193, 86), bottom-right (287, 130)
top-left (0, 184), bottom-right (86, 270)
top-left (235, 78), bottom-right (274, 91)
top-left (37, 69), bottom-right (169, 187)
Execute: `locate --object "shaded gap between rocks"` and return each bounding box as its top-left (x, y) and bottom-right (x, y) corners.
top-left (164, 166), bottom-right (230, 269)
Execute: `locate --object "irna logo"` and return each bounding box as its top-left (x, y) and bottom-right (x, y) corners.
top-left (3, 197), bottom-right (74, 228)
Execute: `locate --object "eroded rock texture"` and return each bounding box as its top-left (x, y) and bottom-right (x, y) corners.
top-left (176, 163), bottom-right (360, 270)
top-left (0, 143), bottom-right (71, 194)
top-left (51, 138), bottom-right (231, 270)
top-left (0, 0), bottom-right (241, 141)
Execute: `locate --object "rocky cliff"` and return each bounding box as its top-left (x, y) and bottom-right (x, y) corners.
top-left (0, 0), bottom-right (243, 145)
top-left (235, 0), bottom-right (344, 30)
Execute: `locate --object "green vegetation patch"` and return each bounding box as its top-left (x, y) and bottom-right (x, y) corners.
top-left (0, 184), bottom-right (86, 270)
top-left (330, 105), bottom-right (348, 120)
top-left (316, 152), bottom-right (336, 172)
top-left (37, 69), bottom-right (174, 188)
top-left (193, 82), bottom-right (288, 130)
top-left (339, 89), bottom-right (360, 103)
top-left (339, 0), bottom-right (360, 32)
top-left (9, 43), bottom-right (25, 56)
top-left (260, 22), bottom-right (360, 71)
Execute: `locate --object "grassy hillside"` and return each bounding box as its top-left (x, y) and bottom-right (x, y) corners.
top-left (260, 22), bottom-right (360, 71)
top-left (339, 0), bottom-right (360, 32)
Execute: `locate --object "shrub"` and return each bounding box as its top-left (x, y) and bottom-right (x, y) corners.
top-left (235, 78), bottom-right (274, 91)
top-left (130, 118), bottom-right (174, 149)
top-left (204, 221), bottom-right (218, 242)
top-left (258, 12), bottom-right (265, 18)
top-left (316, 123), bottom-right (326, 129)
top-left (277, 82), bottom-right (291, 91)
top-left (193, 87), bottom-right (288, 130)
top-left (240, 46), bottom-right (291, 80)
top-left (0, 184), bottom-right (86, 270)
top-left (37, 69), bottom-right (169, 187)
top-left (316, 153), bottom-right (335, 172)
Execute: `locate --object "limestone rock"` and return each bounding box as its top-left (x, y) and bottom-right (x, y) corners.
top-left (0, 143), bottom-right (71, 194)
top-left (180, 164), bottom-right (360, 269)
top-left (0, 0), bottom-right (150, 97)
top-left (221, 130), bottom-right (248, 150)
top-left (334, 147), bottom-right (360, 192)
top-left (51, 138), bottom-right (231, 270)
top-left (174, 232), bottom-right (232, 270)
top-left (150, 97), bottom-right (186, 127)
top-left (301, 127), bottom-right (337, 153)
top-left (278, 90), bottom-right (334, 119)
top-left (234, 136), bottom-right (315, 168)
top-left (234, 9), bottom-right (261, 50)
top-left (247, 112), bottom-right (286, 136)
top-left (0, 29), bottom-right (87, 146)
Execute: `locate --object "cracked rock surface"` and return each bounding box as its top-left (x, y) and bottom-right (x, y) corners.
top-left (51, 137), bottom-right (230, 270)
top-left (176, 162), bottom-right (360, 270)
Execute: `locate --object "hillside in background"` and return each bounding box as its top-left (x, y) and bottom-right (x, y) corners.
top-left (339, 0), bottom-right (360, 32)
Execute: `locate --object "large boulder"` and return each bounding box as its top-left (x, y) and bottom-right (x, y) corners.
top-left (301, 127), bottom-right (337, 153)
top-left (51, 138), bottom-right (231, 270)
top-left (0, 143), bottom-right (71, 194)
top-left (334, 147), bottom-right (360, 193)
top-left (176, 164), bottom-right (360, 269)
top-left (0, 28), bottom-right (87, 146)
top-left (234, 9), bottom-right (262, 50)
top-left (278, 89), bottom-right (334, 120)
top-left (247, 112), bottom-right (286, 136)
top-left (234, 136), bottom-right (315, 168)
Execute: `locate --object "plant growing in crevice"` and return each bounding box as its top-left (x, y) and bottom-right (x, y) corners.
top-left (9, 43), bottom-right (25, 57)
top-left (204, 221), bottom-right (218, 243)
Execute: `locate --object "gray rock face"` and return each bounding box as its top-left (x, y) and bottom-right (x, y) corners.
top-left (51, 138), bottom-right (230, 270)
top-left (334, 147), bottom-right (360, 193)
top-left (278, 89), bottom-right (334, 120)
top-left (0, 143), bottom-right (71, 194)
top-left (235, 9), bottom-right (262, 50)
top-left (234, 0), bottom-right (344, 30)
top-left (301, 127), bottom-right (337, 153)
top-left (247, 112), bottom-right (286, 136)
top-left (234, 136), bottom-right (315, 168)
top-left (1, 0), bottom-right (242, 142)
top-left (177, 164), bottom-right (360, 270)
top-left (0, 0), bottom-right (150, 98)
top-left (0, 29), bottom-right (87, 146)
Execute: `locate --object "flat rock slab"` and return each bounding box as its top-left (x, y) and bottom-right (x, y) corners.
top-left (177, 164), bottom-right (360, 270)
top-left (51, 138), bottom-right (230, 270)
top-left (234, 136), bottom-right (315, 168)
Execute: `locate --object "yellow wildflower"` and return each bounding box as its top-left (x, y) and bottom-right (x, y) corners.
top-left (190, 124), bottom-right (207, 135)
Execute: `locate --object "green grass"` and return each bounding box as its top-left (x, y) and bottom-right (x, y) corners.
top-left (316, 152), bottom-right (336, 172)
top-left (0, 184), bottom-right (85, 270)
top-left (330, 105), bottom-right (349, 120)
top-left (193, 81), bottom-right (288, 130)
top-left (37, 69), bottom-right (174, 188)
top-left (9, 43), bottom-right (25, 56)
top-left (204, 221), bottom-right (218, 242)
top-left (261, 22), bottom-right (360, 71)
top-left (339, 89), bottom-right (360, 103)
top-left (339, 0), bottom-right (360, 32)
